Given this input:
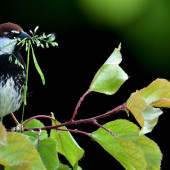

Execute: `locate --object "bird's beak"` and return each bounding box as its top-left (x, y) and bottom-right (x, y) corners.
top-left (17, 31), bottom-right (31, 40)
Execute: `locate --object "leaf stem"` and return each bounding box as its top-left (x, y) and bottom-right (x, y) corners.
top-left (21, 40), bottom-right (31, 123)
top-left (91, 121), bottom-right (117, 138)
top-left (37, 128), bottom-right (42, 151)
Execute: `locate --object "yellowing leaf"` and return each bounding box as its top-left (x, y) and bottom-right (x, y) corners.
top-left (0, 122), bottom-right (6, 143)
top-left (0, 132), bottom-right (46, 170)
top-left (126, 91), bottom-right (146, 127)
top-left (5, 161), bottom-right (32, 170)
top-left (92, 120), bottom-right (162, 169)
top-left (127, 78), bottom-right (170, 135)
top-left (140, 79), bottom-right (170, 107)
top-left (151, 98), bottom-right (170, 108)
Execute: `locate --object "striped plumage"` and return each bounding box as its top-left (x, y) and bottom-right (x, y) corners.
top-left (0, 22), bottom-right (30, 120)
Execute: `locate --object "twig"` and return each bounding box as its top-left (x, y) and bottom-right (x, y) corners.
top-left (57, 128), bottom-right (91, 137)
top-left (70, 89), bottom-right (90, 121)
top-left (23, 115), bottom-right (57, 127)
top-left (10, 113), bottom-right (19, 125)
top-left (19, 102), bottom-right (127, 132)
top-left (92, 121), bottom-right (117, 138)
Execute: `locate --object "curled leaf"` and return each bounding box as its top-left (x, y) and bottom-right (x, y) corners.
top-left (31, 44), bottom-right (45, 85)
top-left (89, 45), bottom-right (128, 95)
top-left (127, 78), bottom-right (170, 135)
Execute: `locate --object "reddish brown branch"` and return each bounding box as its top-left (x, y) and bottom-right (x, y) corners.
top-left (21, 102), bottom-right (127, 132)
top-left (57, 128), bottom-right (91, 137)
top-left (70, 89), bottom-right (90, 121)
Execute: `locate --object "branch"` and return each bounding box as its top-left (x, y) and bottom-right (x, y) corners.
top-left (57, 128), bottom-right (91, 137)
top-left (20, 103), bottom-right (127, 132)
top-left (70, 89), bottom-right (90, 121)
top-left (23, 115), bottom-right (57, 127)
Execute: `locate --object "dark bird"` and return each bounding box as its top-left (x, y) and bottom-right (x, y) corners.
top-left (0, 22), bottom-right (30, 121)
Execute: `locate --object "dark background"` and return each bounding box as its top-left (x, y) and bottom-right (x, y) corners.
top-left (1, 0), bottom-right (170, 169)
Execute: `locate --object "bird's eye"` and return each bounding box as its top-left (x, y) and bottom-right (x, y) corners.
top-left (7, 32), bottom-right (15, 39)
top-left (7, 31), bottom-right (20, 39)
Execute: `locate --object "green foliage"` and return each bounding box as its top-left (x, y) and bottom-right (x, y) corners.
top-left (0, 30), bottom-right (169, 169)
top-left (38, 138), bottom-right (59, 170)
top-left (0, 123), bottom-right (46, 170)
top-left (31, 44), bottom-right (45, 85)
top-left (20, 27), bottom-right (58, 122)
top-left (92, 120), bottom-right (162, 169)
top-left (23, 119), bottom-right (48, 144)
top-left (50, 120), bottom-right (84, 168)
top-left (90, 44), bottom-right (128, 95)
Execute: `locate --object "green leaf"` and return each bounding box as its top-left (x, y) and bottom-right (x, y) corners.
top-left (29, 30), bottom-right (33, 35)
top-left (39, 138), bottom-right (59, 170)
top-left (50, 42), bottom-right (58, 47)
top-left (50, 121), bottom-right (84, 167)
top-left (35, 39), bottom-right (40, 47)
top-left (40, 44), bottom-right (44, 48)
top-left (48, 34), bottom-right (56, 41)
top-left (0, 132), bottom-right (45, 170)
top-left (73, 162), bottom-right (82, 170)
top-left (120, 134), bottom-right (162, 170)
top-left (34, 26), bottom-right (39, 34)
top-left (127, 79), bottom-right (170, 134)
top-left (92, 120), bottom-right (162, 170)
top-left (89, 46), bottom-right (128, 95)
top-left (31, 44), bottom-right (45, 85)
top-left (23, 119), bottom-right (48, 141)
top-left (57, 162), bottom-right (71, 170)
top-left (46, 42), bottom-right (49, 48)
top-left (9, 55), bottom-right (12, 63)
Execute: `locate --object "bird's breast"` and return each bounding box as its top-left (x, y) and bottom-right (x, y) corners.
top-left (0, 73), bottom-right (25, 117)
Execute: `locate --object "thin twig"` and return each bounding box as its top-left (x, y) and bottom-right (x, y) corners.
top-left (20, 103), bottom-right (127, 132)
top-left (70, 90), bottom-right (90, 121)
top-left (57, 128), bottom-right (91, 137)
top-left (23, 115), bottom-right (57, 127)
top-left (10, 113), bottom-right (19, 125)
top-left (92, 121), bottom-right (117, 138)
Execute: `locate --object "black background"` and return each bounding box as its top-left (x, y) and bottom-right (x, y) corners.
top-left (1, 0), bottom-right (170, 169)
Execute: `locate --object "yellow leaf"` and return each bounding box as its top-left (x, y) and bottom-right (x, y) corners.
top-left (151, 98), bottom-right (170, 108)
top-left (126, 78), bottom-right (170, 134)
top-left (140, 78), bottom-right (170, 107)
top-left (126, 91), bottom-right (146, 127)
top-left (0, 122), bottom-right (6, 143)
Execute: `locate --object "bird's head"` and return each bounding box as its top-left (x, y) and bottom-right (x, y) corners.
top-left (0, 22), bottom-right (31, 55)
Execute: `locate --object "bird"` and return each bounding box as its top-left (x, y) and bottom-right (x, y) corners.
top-left (0, 22), bottom-right (30, 121)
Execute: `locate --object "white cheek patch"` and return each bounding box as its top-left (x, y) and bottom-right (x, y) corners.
top-left (0, 37), bottom-right (17, 55)
top-left (11, 30), bottom-right (20, 34)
